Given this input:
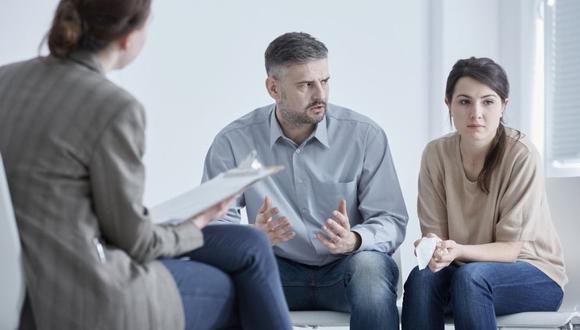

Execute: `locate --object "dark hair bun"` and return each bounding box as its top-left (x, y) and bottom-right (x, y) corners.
top-left (46, 0), bottom-right (151, 58)
top-left (48, 1), bottom-right (83, 58)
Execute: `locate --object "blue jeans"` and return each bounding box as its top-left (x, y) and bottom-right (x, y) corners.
top-left (402, 261), bottom-right (563, 330)
top-left (276, 251), bottom-right (399, 330)
top-left (161, 225), bottom-right (292, 330)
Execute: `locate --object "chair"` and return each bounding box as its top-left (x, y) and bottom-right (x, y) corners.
top-left (0, 153), bottom-right (25, 330)
top-left (290, 177), bottom-right (580, 329)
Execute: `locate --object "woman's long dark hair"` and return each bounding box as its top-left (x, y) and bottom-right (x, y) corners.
top-left (46, 0), bottom-right (151, 58)
top-left (445, 57), bottom-right (520, 194)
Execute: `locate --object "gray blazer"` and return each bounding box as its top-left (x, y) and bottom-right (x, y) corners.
top-left (0, 52), bottom-right (203, 330)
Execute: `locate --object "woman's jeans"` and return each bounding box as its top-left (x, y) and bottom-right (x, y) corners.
top-left (161, 225), bottom-right (292, 330)
top-left (402, 261), bottom-right (563, 330)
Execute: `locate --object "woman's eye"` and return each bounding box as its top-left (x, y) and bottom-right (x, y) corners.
top-left (483, 99), bottom-right (495, 105)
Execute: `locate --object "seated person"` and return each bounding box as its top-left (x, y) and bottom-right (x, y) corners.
top-left (203, 32), bottom-right (408, 330)
top-left (402, 57), bottom-right (567, 330)
top-left (0, 1), bottom-right (291, 329)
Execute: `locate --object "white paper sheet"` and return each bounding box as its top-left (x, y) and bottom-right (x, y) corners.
top-left (149, 151), bottom-right (283, 224)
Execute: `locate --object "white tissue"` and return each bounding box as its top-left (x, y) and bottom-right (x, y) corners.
top-left (415, 237), bottom-right (438, 270)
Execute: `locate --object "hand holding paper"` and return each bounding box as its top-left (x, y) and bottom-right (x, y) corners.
top-left (414, 233), bottom-right (461, 272)
top-left (190, 195), bottom-right (237, 229)
top-left (150, 150), bottom-right (283, 225)
top-left (415, 237), bottom-right (438, 270)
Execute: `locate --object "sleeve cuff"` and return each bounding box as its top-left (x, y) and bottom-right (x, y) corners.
top-left (351, 226), bottom-right (373, 251)
top-left (171, 221), bottom-right (204, 254)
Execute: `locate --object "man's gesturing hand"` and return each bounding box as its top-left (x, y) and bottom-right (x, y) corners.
top-left (316, 199), bottom-right (361, 254)
top-left (253, 196), bottom-right (295, 245)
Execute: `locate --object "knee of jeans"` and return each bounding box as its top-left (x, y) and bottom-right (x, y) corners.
top-left (234, 225), bottom-right (273, 262)
top-left (347, 251), bottom-right (398, 290)
top-left (404, 266), bottom-right (438, 293)
top-left (181, 263), bottom-right (235, 299)
top-left (232, 225), bottom-right (270, 248)
top-left (451, 263), bottom-right (490, 295)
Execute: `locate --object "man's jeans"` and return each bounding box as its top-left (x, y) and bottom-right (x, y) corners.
top-left (402, 261), bottom-right (563, 330)
top-left (161, 225), bottom-right (292, 330)
top-left (276, 251), bottom-right (400, 330)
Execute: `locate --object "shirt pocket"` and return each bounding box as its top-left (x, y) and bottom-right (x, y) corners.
top-left (312, 180), bottom-right (358, 223)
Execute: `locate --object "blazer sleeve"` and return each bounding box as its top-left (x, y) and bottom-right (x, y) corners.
top-left (89, 101), bottom-right (203, 263)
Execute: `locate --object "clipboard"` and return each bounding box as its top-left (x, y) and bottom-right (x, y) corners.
top-left (150, 151), bottom-right (283, 224)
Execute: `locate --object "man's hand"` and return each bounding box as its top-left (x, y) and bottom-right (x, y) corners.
top-left (253, 196), bottom-right (295, 245)
top-left (190, 195), bottom-right (237, 229)
top-left (316, 199), bottom-right (361, 254)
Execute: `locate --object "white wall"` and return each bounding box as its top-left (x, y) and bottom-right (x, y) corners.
top-left (0, 0), bottom-right (430, 282)
top-left (1, 0), bottom-right (541, 291)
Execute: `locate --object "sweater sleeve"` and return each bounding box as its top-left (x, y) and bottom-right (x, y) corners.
top-left (495, 147), bottom-right (543, 242)
top-left (417, 142), bottom-right (449, 239)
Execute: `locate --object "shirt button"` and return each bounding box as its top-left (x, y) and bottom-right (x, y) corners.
top-left (296, 149), bottom-right (301, 154)
top-left (301, 208), bottom-right (308, 213)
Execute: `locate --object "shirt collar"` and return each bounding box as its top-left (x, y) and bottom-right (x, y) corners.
top-left (68, 50), bottom-right (105, 74)
top-left (268, 105), bottom-right (330, 149)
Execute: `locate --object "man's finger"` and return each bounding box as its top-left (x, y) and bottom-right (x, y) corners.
top-left (316, 234), bottom-right (337, 250)
top-left (326, 219), bottom-right (347, 237)
top-left (258, 207), bottom-right (279, 225)
top-left (321, 224), bottom-right (341, 243)
top-left (259, 196), bottom-right (271, 213)
top-left (272, 231), bottom-right (296, 245)
top-left (265, 216), bottom-right (289, 230)
top-left (331, 211), bottom-right (349, 229)
top-left (272, 223), bottom-right (293, 237)
top-left (338, 199), bottom-right (347, 216)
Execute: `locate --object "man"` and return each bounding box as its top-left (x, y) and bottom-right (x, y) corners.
top-left (203, 32), bottom-right (408, 329)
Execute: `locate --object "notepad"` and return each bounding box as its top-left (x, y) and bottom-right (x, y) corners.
top-left (150, 151), bottom-right (283, 224)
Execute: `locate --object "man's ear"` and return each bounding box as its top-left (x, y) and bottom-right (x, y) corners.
top-left (266, 77), bottom-right (281, 102)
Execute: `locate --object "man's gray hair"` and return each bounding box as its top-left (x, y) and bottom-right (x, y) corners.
top-left (265, 32), bottom-right (328, 78)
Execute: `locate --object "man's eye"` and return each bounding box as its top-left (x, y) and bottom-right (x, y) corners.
top-left (459, 99), bottom-right (470, 105)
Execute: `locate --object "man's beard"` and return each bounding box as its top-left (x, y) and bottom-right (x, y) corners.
top-left (279, 100), bottom-right (327, 126)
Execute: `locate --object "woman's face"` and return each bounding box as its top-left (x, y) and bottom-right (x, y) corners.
top-left (447, 76), bottom-right (507, 145)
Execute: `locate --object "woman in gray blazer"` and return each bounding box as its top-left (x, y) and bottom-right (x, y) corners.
top-left (0, 1), bottom-right (291, 329)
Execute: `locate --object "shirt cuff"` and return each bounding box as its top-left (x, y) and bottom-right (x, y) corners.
top-left (351, 226), bottom-right (373, 251)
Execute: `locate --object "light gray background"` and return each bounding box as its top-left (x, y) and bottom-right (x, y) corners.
top-left (0, 0), bottom-right (543, 296)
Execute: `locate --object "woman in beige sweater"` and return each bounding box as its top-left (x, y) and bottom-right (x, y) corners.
top-left (401, 57), bottom-right (567, 330)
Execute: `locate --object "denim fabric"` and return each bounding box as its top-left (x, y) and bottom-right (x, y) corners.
top-left (162, 225), bottom-right (292, 330)
top-left (402, 261), bottom-right (563, 330)
top-left (277, 251), bottom-right (400, 330)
